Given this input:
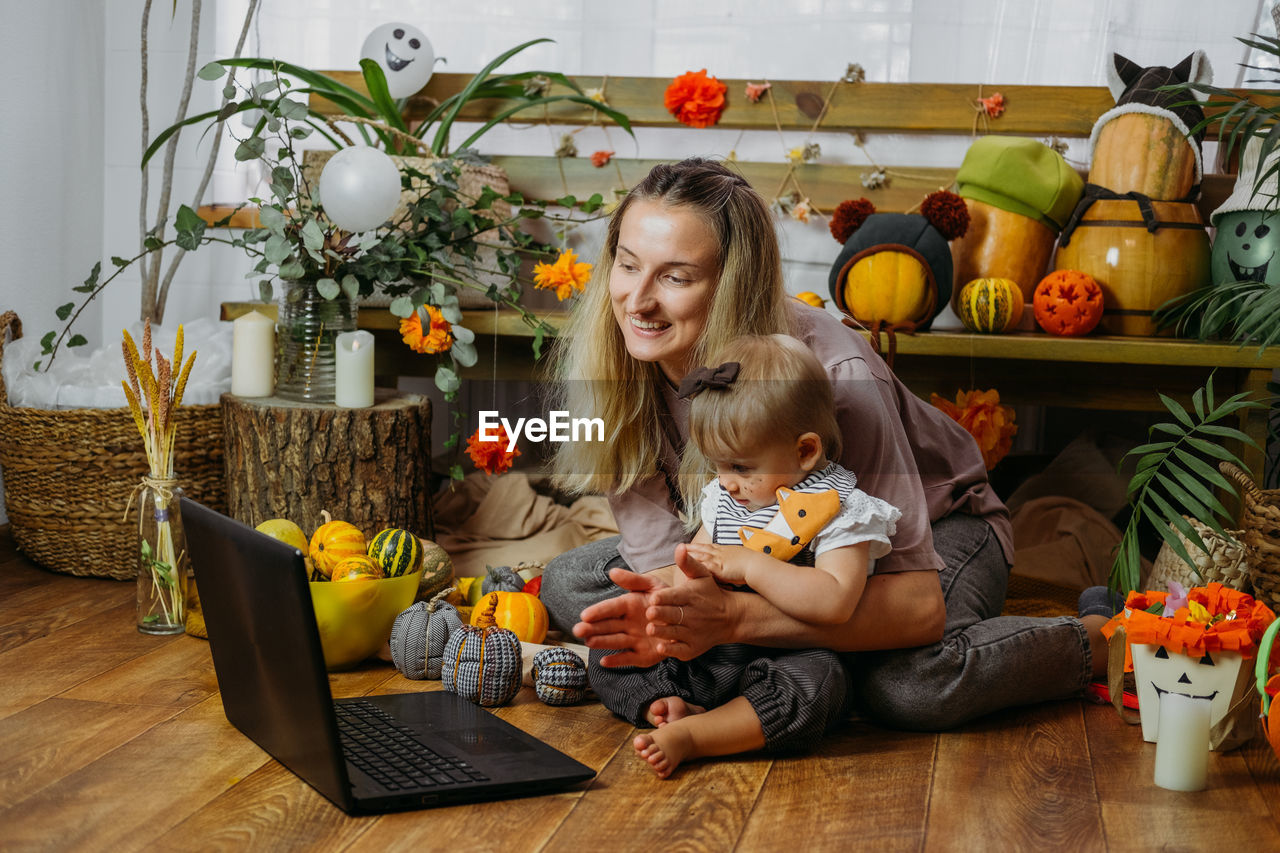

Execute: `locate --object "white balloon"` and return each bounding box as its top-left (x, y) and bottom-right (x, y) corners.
top-left (360, 23), bottom-right (434, 99)
top-left (318, 147), bottom-right (402, 233)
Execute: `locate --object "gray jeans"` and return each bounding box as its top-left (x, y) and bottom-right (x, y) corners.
top-left (540, 513), bottom-right (1091, 731)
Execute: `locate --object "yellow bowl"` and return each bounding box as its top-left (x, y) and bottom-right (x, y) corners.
top-left (309, 568), bottom-right (422, 671)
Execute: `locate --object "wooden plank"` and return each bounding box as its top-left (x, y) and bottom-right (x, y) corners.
top-left (60, 635), bottom-right (219, 709)
top-left (0, 601), bottom-right (180, 720)
top-left (313, 73), bottom-right (1280, 139)
top-left (1242, 733), bottom-right (1280, 825)
top-left (926, 703), bottom-right (1105, 851)
top-left (738, 724), bottom-right (934, 852)
top-left (0, 697), bottom-right (178, 809)
top-left (0, 573), bottom-right (131, 654)
top-left (0, 694), bottom-right (271, 851)
top-left (1085, 699), bottom-right (1280, 850)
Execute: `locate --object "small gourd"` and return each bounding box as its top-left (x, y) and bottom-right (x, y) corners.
top-left (368, 527), bottom-right (424, 578)
top-left (416, 539), bottom-right (455, 601)
top-left (390, 587), bottom-right (463, 680)
top-left (329, 553), bottom-right (385, 583)
top-left (470, 591), bottom-right (550, 644)
top-left (531, 647), bottom-right (588, 706)
top-left (480, 564), bottom-right (525, 596)
top-left (308, 510), bottom-right (367, 580)
top-left (958, 277), bottom-right (1024, 333)
top-left (442, 593), bottom-right (523, 706)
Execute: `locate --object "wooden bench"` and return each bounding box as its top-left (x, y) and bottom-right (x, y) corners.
top-left (218, 72), bottom-right (1280, 480)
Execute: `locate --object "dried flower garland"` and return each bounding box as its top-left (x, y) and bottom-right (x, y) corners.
top-left (664, 69), bottom-right (727, 128)
top-left (929, 388), bottom-right (1017, 469)
top-left (400, 304), bottom-right (454, 354)
top-left (590, 150), bottom-right (614, 168)
top-left (744, 82), bottom-right (772, 103)
top-left (534, 249), bottom-right (593, 301)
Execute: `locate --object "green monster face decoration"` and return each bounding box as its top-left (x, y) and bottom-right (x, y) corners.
top-left (1212, 210), bottom-right (1280, 286)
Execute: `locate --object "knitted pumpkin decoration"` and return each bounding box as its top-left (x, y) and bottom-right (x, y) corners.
top-left (1033, 270), bottom-right (1104, 336)
top-left (441, 593), bottom-right (523, 706)
top-left (389, 587), bottom-right (463, 680)
top-left (531, 647), bottom-right (589, 706)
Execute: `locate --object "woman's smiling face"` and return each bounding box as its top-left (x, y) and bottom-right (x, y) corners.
top-left (609, 199), bottom-right (719, 383)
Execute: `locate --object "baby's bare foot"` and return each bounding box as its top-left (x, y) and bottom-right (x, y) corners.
top-left (644, 696), bottom-right (707, 727)
top-left (633, 725), bottom-right (695, 779)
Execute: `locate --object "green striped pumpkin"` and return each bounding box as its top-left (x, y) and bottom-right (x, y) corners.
top-left (957, 277), bottom-right (1024, 334)
top-left (368, 528), bottom-right (424, 578)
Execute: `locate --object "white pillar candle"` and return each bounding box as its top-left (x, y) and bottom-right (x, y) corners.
top-left (230, 310), bottom-right (275, 397)
top-left (1153, 692), bottom-right (1212, 792)
top-left (335, 330), bottom-right (375, 408)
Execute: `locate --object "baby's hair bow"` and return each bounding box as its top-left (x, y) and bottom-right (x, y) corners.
top-left (677, 361), bottom-right (740, 400)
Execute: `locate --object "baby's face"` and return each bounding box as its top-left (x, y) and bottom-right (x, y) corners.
top-left (712, 440), bottom-right (809, 512)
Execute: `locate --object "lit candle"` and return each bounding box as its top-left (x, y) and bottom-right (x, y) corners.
top-left (231, 310), bottom-right (275, 397)
top-left (335, 330), bottom-right (375, 408)
top-left (1153, 692), bottom-right (1211, 791)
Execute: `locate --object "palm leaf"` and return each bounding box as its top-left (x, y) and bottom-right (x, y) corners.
top-left (430, 37), bottom-right (554, 154)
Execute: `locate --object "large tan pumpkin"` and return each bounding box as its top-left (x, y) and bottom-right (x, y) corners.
top-left (1090, 113), bottom-right (1198, 201)
top-left (949, 198), bottom-right (1055, 330)
top-left (1053, 199), bottom-right (1210, 336)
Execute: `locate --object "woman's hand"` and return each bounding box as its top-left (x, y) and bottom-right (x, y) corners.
top-left (639, 543), bottom-right (739, 660)
top-left (572, 567), bottom-right (672, 668)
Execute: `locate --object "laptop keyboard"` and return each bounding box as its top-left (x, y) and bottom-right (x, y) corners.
top-left (336, 699), bottom-right (491, 791)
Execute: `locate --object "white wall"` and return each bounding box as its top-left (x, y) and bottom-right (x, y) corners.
top-left (0, 0), bottom-right (107, 524)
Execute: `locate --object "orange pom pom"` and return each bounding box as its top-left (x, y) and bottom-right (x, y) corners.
top-left (919, 190), bottom-right (969, 240)
top-left (829, 198), bottom-right (876, 243)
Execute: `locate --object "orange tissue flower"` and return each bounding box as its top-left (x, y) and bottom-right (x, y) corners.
top-left (466, 424), bottom-right (521, 476)
top-left (590, 150), bottom-right (614, 168)
top-left (399, 304), bottom-right (453, 354)
top-left (533, 249), bottom-right (592, 301)
top-left (930, 388), bottom-right (1017, 470)
top-left (664, 69), bottom-right (727, 128)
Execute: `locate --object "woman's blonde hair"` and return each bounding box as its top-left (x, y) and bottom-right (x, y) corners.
top-left (550, 158), bottom-right (791, 499)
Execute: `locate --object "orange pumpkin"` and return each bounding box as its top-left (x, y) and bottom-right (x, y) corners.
top-left (308, 510), bottom-right (367, 580)
top-left (330, 554), bottom-right (386, 583)
top-left (470, 591), bottom-right (549, 644)
top-left (1090, 112), bottom-right (1197, 201)
top-left (1034, 270), bottom-right (1104, 336)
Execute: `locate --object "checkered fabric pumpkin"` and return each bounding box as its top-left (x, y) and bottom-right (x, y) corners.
top-left (389, 589), bottom-right (463, 680)
top-left (531, 647), bottom-right (588, 706)
top-left (441, 595), bottom-right (522, 706)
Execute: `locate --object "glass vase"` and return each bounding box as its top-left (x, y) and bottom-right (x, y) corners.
top-left (275, 280), bottom-right (358, 403)
top-left (136, 479), bottom-right (189, 635)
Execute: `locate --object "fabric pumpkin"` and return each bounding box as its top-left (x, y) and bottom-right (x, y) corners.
top-left (308, 510), bottom-right (366, 580)
top-left (531, 647), bottom-right (589, 706)
top-left (389, 588), bottom-right (464, 680)
top-left (470, 591), bottom-right (549, 644)
top-left (1034, 270), bottom-right (1105, 336)
top-left (368, 527), bottom-right (424, 578)
top-left (958, 277), bottom-right (1024, 333)
top-left (442, 594), bottom-right (523, 706)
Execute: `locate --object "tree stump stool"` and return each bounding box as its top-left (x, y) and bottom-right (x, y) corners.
top-left (221, 389), bottom-right (434, 540)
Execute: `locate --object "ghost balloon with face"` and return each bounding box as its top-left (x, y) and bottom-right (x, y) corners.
top-left (360, 23), bottom-right (434, 99)
top-left (1212, 211), bottom-right (1280, 287)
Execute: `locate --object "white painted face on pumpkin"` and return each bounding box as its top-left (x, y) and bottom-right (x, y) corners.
top-left (359, 23), bottom-right (434, 99)
top-left (1131, 642), bottom-right (1245, 745)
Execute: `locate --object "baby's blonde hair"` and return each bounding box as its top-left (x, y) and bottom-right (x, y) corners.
top-left (680, 334), bottom-right (840, 524)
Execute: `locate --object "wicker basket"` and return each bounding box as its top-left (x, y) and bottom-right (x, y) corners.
top-left (1146, 514), bottom-right (1249, 593)
top-left (0, 311), bottom-right (227, 580)
top-left (1221, 462), bottom-right (1280, 610)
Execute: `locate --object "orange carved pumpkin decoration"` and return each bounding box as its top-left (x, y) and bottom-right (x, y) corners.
top-left (1034, 270), bottom-right (1105, 336)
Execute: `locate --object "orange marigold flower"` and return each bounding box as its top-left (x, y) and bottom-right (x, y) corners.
top-left (978, 91), bottom-right (1006, 118)
top-left (744, 81), bottom-right (771, 103)
top-left (466, 424), bottom-right (521, 476)
top-left (399, 304), bottom-right (453, 354)
top-left (533, 248), bottom-right (592, 301)
top-left (590, 150), bottom-right (614, 168)
top-left (664, 69), bottom-right (727, 128)
top-left (930, 388), bottom-right (1017, 470)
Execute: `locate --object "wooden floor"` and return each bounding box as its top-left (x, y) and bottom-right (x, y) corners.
top-left (2, 526), bottom-right (1280, 852)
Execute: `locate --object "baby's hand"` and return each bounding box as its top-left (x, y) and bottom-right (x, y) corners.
top-left (682, 542), bottom-right (748, 586)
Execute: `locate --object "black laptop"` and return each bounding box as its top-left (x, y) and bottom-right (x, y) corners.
top-left (181, 497), bottom-right (595, 814)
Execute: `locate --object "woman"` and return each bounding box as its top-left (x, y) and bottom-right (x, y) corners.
top-left (542, 158), bottom-right (1108, 730)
